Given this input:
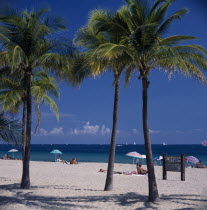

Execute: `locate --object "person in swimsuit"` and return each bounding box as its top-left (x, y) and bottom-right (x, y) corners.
top-left (196, 161), bottom-right (206, 168)
top-left (70, 158), bottom-right (79, 164)
top-left (136, 163), bottom-right (148, 174)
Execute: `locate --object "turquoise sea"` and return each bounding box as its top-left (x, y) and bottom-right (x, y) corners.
top-left (0, 144), bottom-right (207, 165)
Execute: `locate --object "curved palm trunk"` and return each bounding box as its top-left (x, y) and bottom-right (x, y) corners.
top-left (104, 75), bottom-right (120, 191)
top-left (21, 69), bottom-right (32, 189)
top-left (21, 97), bottom-right (26, 159)
top-left (142, 77), bottom-right (159, 202)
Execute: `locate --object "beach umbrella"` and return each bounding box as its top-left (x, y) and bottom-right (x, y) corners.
top-left (8, 149), bottom-right (18, 159)
top-left (126, 151), bottom-right (145, 164)
top-left (154, 156), bottom-right (163, 165)
top-left (50, 149), bottom-right (62, 161)
top-left (126, 151), bottom-right (142, 158)
top-left (137, 155), bottom-right (146, 164)
top-left (185, 156), bottom-right (199, 164)
top-left (154, 156), bottom-right (163, 160)
top-left (202, 140), bottom-right (207, 146)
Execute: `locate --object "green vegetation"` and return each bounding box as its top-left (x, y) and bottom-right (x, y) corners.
top-left (0, 70), bottom-right (60, 132)
top-left (0, 114), bottom-right (21, 144)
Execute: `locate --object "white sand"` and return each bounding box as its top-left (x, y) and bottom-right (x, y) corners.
top-left (0, 160), bottom-right (207, 210)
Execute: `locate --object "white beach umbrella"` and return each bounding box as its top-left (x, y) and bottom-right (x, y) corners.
top-left (126, 151), bottom-right (146, 164)
top-left (138, 155), bottom-right (146, 164)
top-left (154, 156), bottom-right (163, 160)
top-left (154, 156), bottom-right (163, 165)
top-left (8, 149), bottom-right (18, 159)
top-left (185, 156), bottom-right (199, 164)
top-left (126, 151), bottom-right (142, 158)
top-left (202, 140), bottom-right (206, 146)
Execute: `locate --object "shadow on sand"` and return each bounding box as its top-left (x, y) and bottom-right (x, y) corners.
top-left (0, 183), bottom-right (206, 209)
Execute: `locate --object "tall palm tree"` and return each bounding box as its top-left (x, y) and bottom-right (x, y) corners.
top-left (85, 0), bottom-right (207, 202)
top-left (0, 69), bottom-right (59, 180)
top-left (0, 8), bottom-right (68, 189)
top-left (75, 13), bottom-right (133, 191)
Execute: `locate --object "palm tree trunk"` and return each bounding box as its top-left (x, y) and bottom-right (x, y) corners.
top-left (22, 73), bottom-right (27, 159)
top-left (21, 97), bottom-right (26, 159)
top-left (142, 76), bottom-right (159, 202)
top-left (104, 75), bottom-right (120, 191)
top-left (21, 69), bottom-right (32, 189)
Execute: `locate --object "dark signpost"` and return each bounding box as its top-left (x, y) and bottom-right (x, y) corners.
top-left (163, 153), bottom-right (185, 181)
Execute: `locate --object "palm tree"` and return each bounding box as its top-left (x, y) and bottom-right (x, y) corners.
top-left (0, 69), bottom-right (59, 180)
top-left (0, 70), bottom-right (60, 133)
top-left (75, 12), bottom-right (133, 191)
top-left (0, 8), bottom-right (68, 189)
top-left (0, 114), bottom-right (21, 144)
top-left (84, 0), bottom-right (207, 201)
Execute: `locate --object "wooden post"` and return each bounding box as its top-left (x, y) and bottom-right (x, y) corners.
top-left (181, 154), bottom-right (185, 181)
top-left (163, 153), bottom-right (167, 180)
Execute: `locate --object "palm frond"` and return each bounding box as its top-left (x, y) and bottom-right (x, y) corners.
top-left (160, 35), bottom-right (197, 46)
top-left (157, 8), bottom-right (188, 34)
top-left (0, 114), bottom-right (21, 144)
top-left (42, 95), bottom-right (59, 121)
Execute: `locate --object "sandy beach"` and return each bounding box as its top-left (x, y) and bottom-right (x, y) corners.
top-left (0, 160), bottom-right (206, 210)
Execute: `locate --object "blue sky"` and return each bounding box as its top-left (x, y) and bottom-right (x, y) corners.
top-left (2, 0), bottom-right (207, 144)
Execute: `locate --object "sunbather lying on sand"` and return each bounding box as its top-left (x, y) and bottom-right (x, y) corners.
top-left (99, 169), bottom-right (122, 174)
top-left (56, 156), bottom-right (68, 164)
top-left (70, 158), bottom-right (79, 164)
top-left (196, 161), bottom-right (207, 168)
top-left (99, 169), bottom-right (146, 175)
top-left (122, 171), bottom-right (138, 175)
top-left (1, 154), bottom-right (8, 160)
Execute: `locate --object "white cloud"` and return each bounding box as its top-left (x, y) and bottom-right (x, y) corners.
top-left (100, 125), bottom-right (111, 135)
top-left (39, 128), bottom-right (48, 136)
top-left (70, 122), bottom-right (111, 135)
top-left (50, 127), bottom-right (64, 135)
top-left (132, 129), bottom-right (139, 134)
top-left (149, 129), bottom-right (160, 134)
top-left (39, 127), bottom-right (64, 136)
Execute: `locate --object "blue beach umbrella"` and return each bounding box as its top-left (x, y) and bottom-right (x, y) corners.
top-left (50, 149), bottom-right (62, 161)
